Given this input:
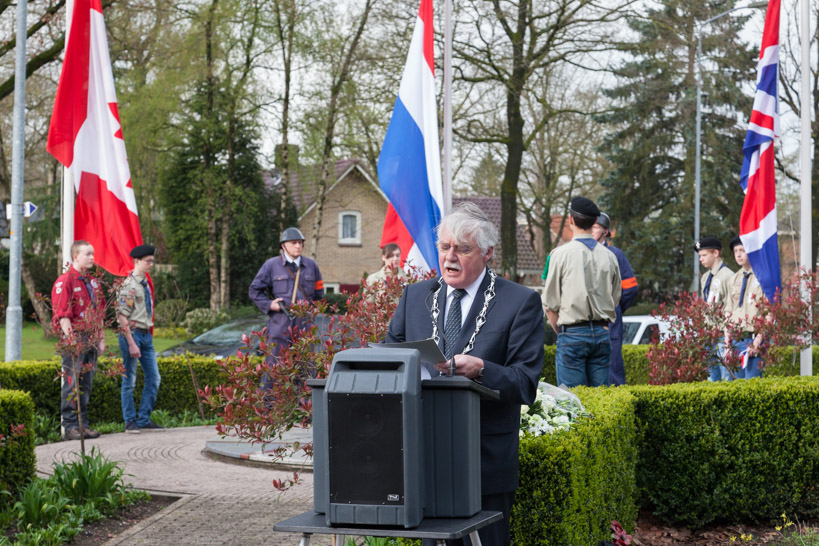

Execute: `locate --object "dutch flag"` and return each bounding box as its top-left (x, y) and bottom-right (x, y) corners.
top-left (738, 0), bottom-right (781, 302)
top-left (377, 0), bottom-right (444, 274)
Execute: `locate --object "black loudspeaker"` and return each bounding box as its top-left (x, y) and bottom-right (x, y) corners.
top-left (313, 348), bottom-right (423, 528)
top-left (328, 393), bottom-right (404, 505)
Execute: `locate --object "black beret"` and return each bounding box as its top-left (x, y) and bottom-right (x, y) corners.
top-left (694, 237), bottom-right (722, 252)
top-left (729, 236), bottom-right (744, 251)
top-left (130, 245), bottom-right (156, 259)
top-left (569, 196), bottom-right (600, 219)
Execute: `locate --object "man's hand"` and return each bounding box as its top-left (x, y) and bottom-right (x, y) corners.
top-left (270, 298), bottom-right (283, 312)
top-left (435, 354), bottom-right (484, 379)
top-left (128, 342), bottom-right (141, 358)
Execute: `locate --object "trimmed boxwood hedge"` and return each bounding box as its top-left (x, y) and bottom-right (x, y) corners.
top-left (512, 386), bottom-right (638, 544)
top-left (542, 345), bottom-right (819, 386)
top-left (629, 376), bottom-right (819, 528)
top-left (0, 389), bottom-right (36, 506)
top-left (0, 357), bottom-right (231, 424)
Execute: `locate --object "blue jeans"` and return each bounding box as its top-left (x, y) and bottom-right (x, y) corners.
top-left (708, 339), bottom-right (735, 381)
top-left (555, 324), bottom-right (611, 388)
top-left (733, 338), bottom-right (763, 379)
top-left (119, 330), bottom-right (161, 426)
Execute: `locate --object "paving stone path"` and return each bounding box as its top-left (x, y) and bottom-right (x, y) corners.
top-left (35, 426), bottom-right (336, 545)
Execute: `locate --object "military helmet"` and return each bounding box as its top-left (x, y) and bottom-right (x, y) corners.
top-left (280, 227), bottom-right (305, 243)
top-left (596, 212), bottom-right (611, 231)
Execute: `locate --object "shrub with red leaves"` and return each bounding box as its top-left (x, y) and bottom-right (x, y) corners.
top-left (200, 269), bottom-right (435, 490)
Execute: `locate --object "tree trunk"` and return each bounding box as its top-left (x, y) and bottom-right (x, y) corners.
top-left (308, 0), bottom-right (374, 260)
top-left (219, 216), bottom-right (230, 311)
top-left (274, 0), bottom-right (295, 233)
top-left (21, 259), bottom-right (51, 333)
top-left (501, 73), bottom-right (526, 276)
top-left (207, 205), bottom-right (220, 311)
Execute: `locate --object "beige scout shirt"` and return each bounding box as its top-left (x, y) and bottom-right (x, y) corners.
top-left (116, 272), bottom-right (153, 329)
top-left (542, 234), bottom-right (622, 326)
top-left (724, 268), bottom-right (765, 332)
top-left (700, 258), bottom-right (734, 307)
top-left (365, 267), bottom-right (407, 303)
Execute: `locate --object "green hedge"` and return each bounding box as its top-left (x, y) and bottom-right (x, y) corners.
top-left (542, 345), bottom-right (819, 386)
top-left (512, 387), bottom-right (638, 544)
top-left (629, 376), bottom-right (819, 528)
top-left (0, 357), bottom-right (231, 424)
top-left (0, 389), bottom-right (36, 505)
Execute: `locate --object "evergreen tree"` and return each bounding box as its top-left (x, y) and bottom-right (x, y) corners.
top-left (597, 0), bottom-right (756, 300)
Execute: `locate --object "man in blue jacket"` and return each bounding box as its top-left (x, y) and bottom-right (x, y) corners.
top-left (387, 202), bottom-right (545, 545)
top-left (592, 213), bottom-right (638, 385)
top-left (249, 227), bottom-right (324, 389)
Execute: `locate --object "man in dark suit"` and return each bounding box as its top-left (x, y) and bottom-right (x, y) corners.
top-left (387, 202), bottom-right (545, 546)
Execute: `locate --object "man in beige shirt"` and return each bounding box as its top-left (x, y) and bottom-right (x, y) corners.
top-left (365, 243), bottom-right (407, 303)
top-left (723, 236), bottom-right (766, 379)
top-left (695, 236), bottom-right (735, 381)
top-left (117, 245), bottom-right (163, 432)
top-left (542, 196), bottom-right (621, 387)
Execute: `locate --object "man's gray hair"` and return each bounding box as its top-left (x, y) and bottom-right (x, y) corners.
top-left (436, 202), bottom-right (499, 255)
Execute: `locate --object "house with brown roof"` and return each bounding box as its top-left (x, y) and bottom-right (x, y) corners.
top-left (266, 158), bottom-right (388, 293)
top-left (266, 159), bottom-right (548, 290)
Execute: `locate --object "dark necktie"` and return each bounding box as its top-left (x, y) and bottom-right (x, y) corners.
top-left (738, 272), bottom-right (751, 307)
top-left (78, 276), bottom-right (95, 305)
top-left (444, 289), bottom-right (466, 360)
top-left (141, 279), bottom-right (152, 317)
top-left (703, 272), bottom-right (713, 301)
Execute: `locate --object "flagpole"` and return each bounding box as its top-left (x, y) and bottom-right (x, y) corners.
top-left (442, 0), bottom-right (452, 213)
top-left (60, 0), bottom-right (74, 271)
top-left (799, 0), bottom-right (812, 376)
top-left (4, 0), bottom-right (28, 362)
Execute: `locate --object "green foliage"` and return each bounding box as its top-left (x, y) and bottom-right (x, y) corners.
top-left (12, 478), bottom-right (72, 530)
top-left (513, 387), bottom-right (638, 544)
top-left (153, 299), bottom-right (189, 328)
top-left (0, 357), bottom-right (231, 425)
top-left (49, 448), bottom-right (128, 507)
top-left (629, 377), bottom-right (819, 528)
top-left (541, 345), bottom-right (819, 386)
top-left (182, 308), bottom-right (230, 336)
top-left (0, 390), bottom-right (36, 506)
top-left (1, 449), bottom-right (148, 544)
top-left (32, 412), bottom-right (61, 446)
top-left (596, 0), bottom-right (755, 299)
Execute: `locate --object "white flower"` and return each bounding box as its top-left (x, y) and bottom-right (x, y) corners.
top-left (521, 404), bottom-right (530, 415)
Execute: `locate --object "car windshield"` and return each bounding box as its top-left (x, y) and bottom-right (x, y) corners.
top-left (192, 317), bottom-right (266, 345)
top-left (623, 322), bottom-right (641, 344)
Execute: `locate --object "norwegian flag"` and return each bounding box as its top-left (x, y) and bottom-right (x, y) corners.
top-left (47, 0), bottom-right (142, 276)
top-left (738, 0), bottom-right (781, 302)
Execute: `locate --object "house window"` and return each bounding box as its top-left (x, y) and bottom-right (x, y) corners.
top-left (338, 211), bottom-right (362, 246)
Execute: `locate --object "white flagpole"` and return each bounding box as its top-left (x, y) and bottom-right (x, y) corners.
top-left (442, 0), bottom-right (452, 213)
top-left (799, 0), bottom-right (813, 375)
top-left (60, 0), bottom-right (75, 271)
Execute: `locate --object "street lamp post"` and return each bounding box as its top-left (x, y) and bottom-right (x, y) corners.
top-left (693, 2), bottom-right (768, 293)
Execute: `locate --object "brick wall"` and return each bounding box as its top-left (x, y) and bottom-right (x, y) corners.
top-left (300, 169), bottom-right (388, 288)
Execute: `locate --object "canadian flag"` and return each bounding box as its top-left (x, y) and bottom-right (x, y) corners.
top-left (47, 0), bottom-right (142, 276)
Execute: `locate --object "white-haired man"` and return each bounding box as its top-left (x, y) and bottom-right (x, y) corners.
top-left (387, 202), bottom-right (545, 545)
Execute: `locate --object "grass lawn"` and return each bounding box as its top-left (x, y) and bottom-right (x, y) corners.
top-left (0, 322), bottom-right (180, 361)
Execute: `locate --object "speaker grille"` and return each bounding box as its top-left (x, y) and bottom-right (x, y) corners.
top-left (328, 393), bottom-right (404, 505)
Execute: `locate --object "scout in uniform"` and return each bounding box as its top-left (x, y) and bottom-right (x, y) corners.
top-left (365, 243), bottom-right (407, 303)
top-left (542, 197), bottom-right (621, 388)
top-left (248, 227), bottom-right (324, 389)
top-left (591, 212), bottom-right (638, 386)
top-left (51, 240), bottom-right (105, 440)
top-left (117, 245), bottom-right (163, 433)
top-left (724, 236), bottom-right (766, 379)
top-left (695, 236), bottom-right (735, 381)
